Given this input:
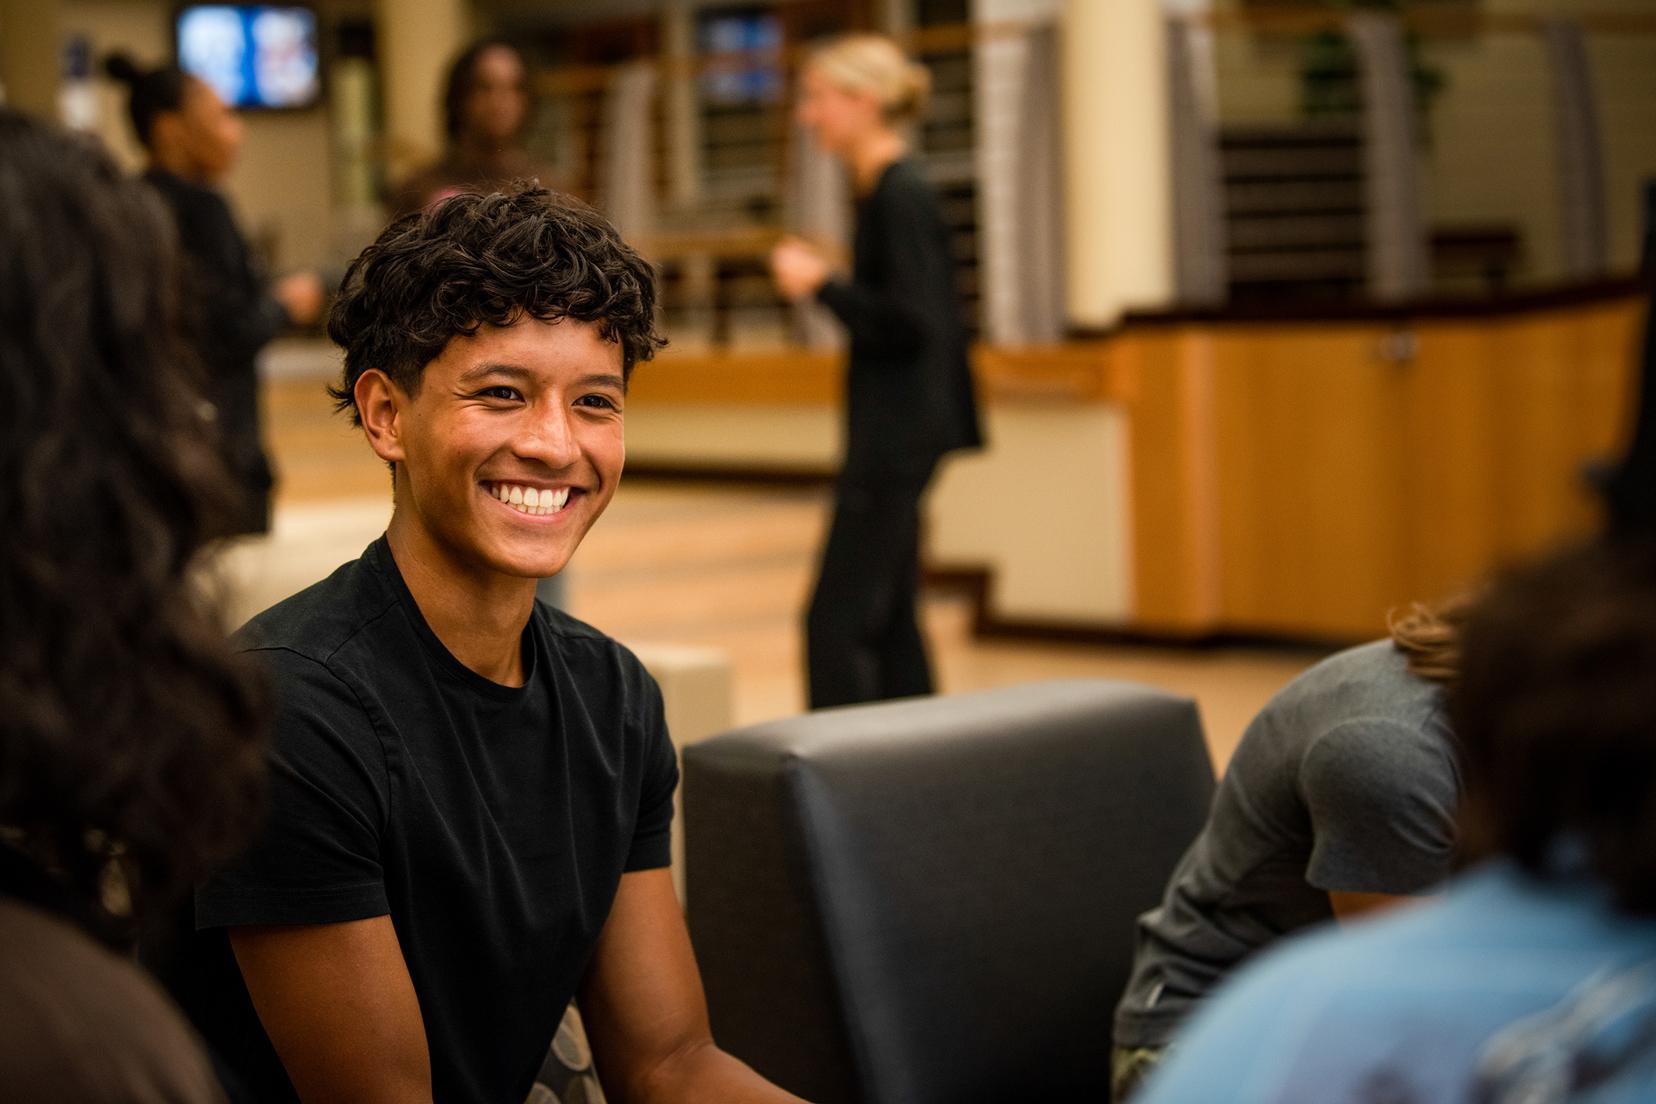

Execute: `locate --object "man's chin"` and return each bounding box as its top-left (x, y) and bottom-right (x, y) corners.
top-left (499, 558), bottom-right (569, 582)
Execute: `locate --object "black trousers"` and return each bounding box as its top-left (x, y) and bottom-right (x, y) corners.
top-left (806, 469), bottom-right (935, 709)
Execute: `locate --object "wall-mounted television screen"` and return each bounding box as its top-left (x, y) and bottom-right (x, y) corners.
top-left (698, 11), bottom-right (782, 107)
top-left (176, 5), bottom-right (320, 110)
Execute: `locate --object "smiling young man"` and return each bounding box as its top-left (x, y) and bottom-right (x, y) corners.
top-left (170, 189), bottom-right (807, 1104)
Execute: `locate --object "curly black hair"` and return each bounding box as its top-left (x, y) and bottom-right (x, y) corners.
top-left (327, 185), bottom-right (665, 425)
top-left (0, 110), bottom-right (267, 943)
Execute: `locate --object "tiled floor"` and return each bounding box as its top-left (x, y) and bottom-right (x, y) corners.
top-left (264, 366), bottom-right (1328, 771)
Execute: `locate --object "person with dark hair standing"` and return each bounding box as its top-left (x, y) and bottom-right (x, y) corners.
top-left (1135, 539), bottom-right (1656, 1103)
top-left (769, 34), bottom-right (983, 710)
top-left (0, 108), bottom-right (268, 1102)
top-left (1110, 600), bottom-right (1469, 1100)
top-left (387, 37), bottom-right (553, 218)
top-left (165, 186), bottom-right (808, 1104)
top-left (105, 54), bottom-right (324, 535)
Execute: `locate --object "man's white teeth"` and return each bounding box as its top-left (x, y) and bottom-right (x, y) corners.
top-left (490, 483), bottom-right (571, 516)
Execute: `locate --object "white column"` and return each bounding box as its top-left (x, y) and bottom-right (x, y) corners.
top-left (598, 61), bottom-right (658, 241)
top-left (1060, 0), bottom-right (1175, 328)
top-left (660, 0), bottom-right (702, 208)
top-left (376, 0), bottom-right (471, 181)
top-left (974, 0), bottom-right (1066, 344)
top-left (1544, 18), bottom-right (1608, 280)
top-left (1349, 11), bottom-right (1427, 301)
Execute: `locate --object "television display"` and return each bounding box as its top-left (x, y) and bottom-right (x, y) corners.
top-left (699, 11), bottom-right (782, 107)
top-left (176, 5), bottom-right (320, 110)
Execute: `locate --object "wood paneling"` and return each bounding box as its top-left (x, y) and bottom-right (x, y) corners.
top-left (1398, 325), bottom-right (1504, 604)
top-left (1123, 292), bottom-right (1646, 640)
top-left (1120, 328), bottom-right (1222, 633)
top-left (975, 343), bottom-right (1124, 403)
top-left (1209, 325), bottom-right (1409, 638)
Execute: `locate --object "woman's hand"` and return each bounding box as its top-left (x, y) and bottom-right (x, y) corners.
top-left (274, 271), bottom-right (326, 327)
top-left (769, 236), bottom-right (832, 303)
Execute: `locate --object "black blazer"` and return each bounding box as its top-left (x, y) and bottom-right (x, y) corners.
top-left (817, 159), bottom-right (983, 480)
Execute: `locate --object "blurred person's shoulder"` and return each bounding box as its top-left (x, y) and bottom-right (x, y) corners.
top-left (0, 898), bottom-right (225, 1104)
top-left (1271, 638), bottom-right (1446, 729)
top-left (140, 167), bottom-right (233, 230)
top-left (1138, 862), bottom-right (1656, 1104)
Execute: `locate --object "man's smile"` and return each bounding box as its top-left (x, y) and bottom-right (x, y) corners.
top-left (482, 480), bottom-right (578, 518)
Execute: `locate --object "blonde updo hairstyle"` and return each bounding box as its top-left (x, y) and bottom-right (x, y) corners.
top-left (806, 34), bottom-right (932, 126)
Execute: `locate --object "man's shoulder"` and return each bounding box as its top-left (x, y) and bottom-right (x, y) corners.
top-left (535, 602), bottom-right (659, 695)
top-left (1268, 641), bottom-right (1445, 741)
top-left (236, 547), bottom-right (400, 674)
top-left (536, 602), bottom-right (641, 663)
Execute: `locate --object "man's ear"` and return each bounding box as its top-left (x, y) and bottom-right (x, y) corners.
top-left (355, 369), bottom-right (407, 466)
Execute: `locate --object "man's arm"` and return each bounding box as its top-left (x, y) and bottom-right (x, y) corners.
top-left (1302, 717), bottom-right (1460, 912)
top-left (1327, 890), bottom-right (1416, 921)
top-left (578, 869), bottom-right (811, 1104)
top-left (230, 917), bottom-right (432, 1104)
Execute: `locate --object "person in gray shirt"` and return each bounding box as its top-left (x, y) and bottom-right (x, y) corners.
top-left (1111, 605), bottom-right (1467, 1100)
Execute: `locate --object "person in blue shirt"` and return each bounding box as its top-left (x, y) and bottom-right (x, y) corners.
top-left (1136, 537), bottom-right (1656, 1104)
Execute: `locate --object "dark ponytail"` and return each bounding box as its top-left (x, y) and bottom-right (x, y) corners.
top-left (103, 52), bottom-right (189, 148)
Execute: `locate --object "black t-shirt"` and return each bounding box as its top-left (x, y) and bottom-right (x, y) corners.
top-left (175, 537), bottom-right (678, 1104)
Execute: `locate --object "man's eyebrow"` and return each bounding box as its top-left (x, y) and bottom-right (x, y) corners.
top-left (456, 363), bottom-right (628, 394)
top-left (579, 373), bottom-right (628, 394)
top-left (457, 362), bottom-right (533, 384)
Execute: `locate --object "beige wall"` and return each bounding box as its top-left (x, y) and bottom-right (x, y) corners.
top-left (929, 404), bottom-right (1134, 624)
top-left (1419, 31), bottom-right (1561, 282)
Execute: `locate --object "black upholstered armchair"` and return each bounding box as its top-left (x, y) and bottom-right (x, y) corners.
top-left (683, 680), bottom-right (1215, 1104)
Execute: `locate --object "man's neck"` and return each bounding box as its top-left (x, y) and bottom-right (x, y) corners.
top-left (150, 145), bottom-right (206, 184)
top-left (384, 512), bottom-right (538, 688)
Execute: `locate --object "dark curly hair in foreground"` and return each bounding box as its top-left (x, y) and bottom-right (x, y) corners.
top-left (1451, 535), bottom-right (1656, 916)
top-left (0, 110), bottom-right (267, 943)
top-left (328, 185), bottom-right (665, 424)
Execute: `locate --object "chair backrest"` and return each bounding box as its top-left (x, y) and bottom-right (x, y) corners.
top-left (683, 680), bottom-right (1215, 1104)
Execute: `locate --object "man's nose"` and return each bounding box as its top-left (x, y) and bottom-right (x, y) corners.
top-left (520, 401), bottom-right (580, 468)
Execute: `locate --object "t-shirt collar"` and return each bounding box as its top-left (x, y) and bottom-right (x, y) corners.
top-left (367, 536), bottom-right (540, 702)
